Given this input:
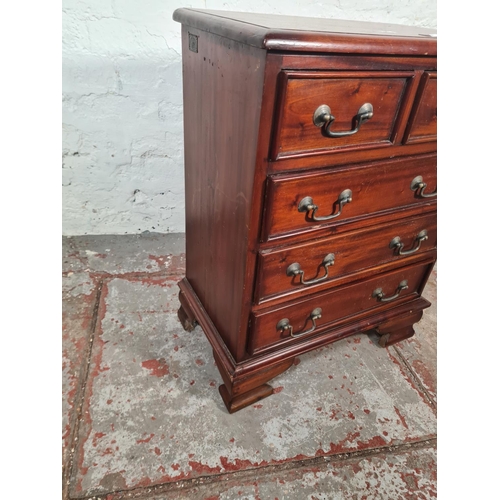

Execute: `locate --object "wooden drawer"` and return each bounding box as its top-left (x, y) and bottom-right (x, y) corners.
top-left (249, 259), bottom-right (433, 354)
top-left (271, 71), bottom-right (413, 160)
top-left (262, 154), bottom-right (437, 241)
top-left (255, 212), bottom-right (436, 303)
top-left (404, 72), bottom-right (437, 144)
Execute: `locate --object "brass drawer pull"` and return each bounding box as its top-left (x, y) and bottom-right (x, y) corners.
top-left (411, 175), bottom-right (437, 198)
top-left (277, 307), bottom-right (322, 338)
top-left (372, 280), bottom-right (408, 302)
top-left (313, 102), bottom-right (374, 138)
top-left (298, 189), bottom-right (352, 221)
top-left (286, 253), bottom-right (335, 285)
top-left (389, 230), bottom-right (428, 256)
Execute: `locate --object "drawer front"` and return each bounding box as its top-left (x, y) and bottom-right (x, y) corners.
top-left (271, 71), bottom-right (413, 160)
top-left (249, 260), bottom-right (433, 354)
top-left (256, 212), bottom-right (436, 303)
top-left (404, 72), bottom-right (437, 144)
top-left (262, 155), bottom-right (437, 241)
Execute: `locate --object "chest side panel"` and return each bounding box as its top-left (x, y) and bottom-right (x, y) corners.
top-left (181, 26), bottom-right (266, 357)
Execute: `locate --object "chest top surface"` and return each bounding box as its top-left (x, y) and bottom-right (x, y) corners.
top-left (173, 8), bottom-right (437, 56)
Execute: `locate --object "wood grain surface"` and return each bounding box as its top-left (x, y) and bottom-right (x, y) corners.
top-left (404, 72), bottom-right (437, 143)
top-left (272, 71), bottom-right (411, 158)
top-left (263, 154), bottom-right (437, 240)
top-left (255, 211), bottom-right (437, 303)
top-left (173, 9), bottom-right (437, 55)
top-left (181, 26), bottom-right (266, 357)
top-left (249, 259), bottom-right (434, 354)
top-left (175, 10), bottom-right (437, 411)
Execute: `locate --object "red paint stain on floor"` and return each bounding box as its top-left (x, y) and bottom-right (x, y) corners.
top-left (315, 432), bottom-right (362, 456)
top-left (94, 432), bottom-right (426, 490)
top-left (394, 406), bottom-right (409, 429)
top-left (73, 282), bottom-right (109, 493)
top-left (386, 349), bottom-right (432, 406)
top-left (188, 461), bottom-right (222, 475)
top-left (92, 432), bottom-right (106, 447)
top-left (134, 477), bottom-right (153, 488)
top-left (273, 386), bottom-right (284, 394)
top-left (141, 358), bottom-right (169, 377)
top-left (220, 456), bottom-right (267, 472)
top-left (136, 433), bottom-right (155, 444)
top-left (351, 462), bottom-right (362, 474)
top-left (137, 275), bottom-right (170, 287)
top-left (357, 435), bottom-right (388, 449)
top-left (411, 359), bottom-right (436, 395)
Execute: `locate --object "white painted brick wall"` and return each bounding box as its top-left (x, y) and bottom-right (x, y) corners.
top-left (62, 0), bottom-right (436, 235)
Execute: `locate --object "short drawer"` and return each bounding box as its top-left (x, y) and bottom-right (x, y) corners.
top-left (255, 212), bottom-right (436, 303)
top-left (404, 72), bottom-right (437, 144)
top-left (249, 260), bottom-right (433, 354)
top-left (271, 71), bottom-right (413, 160)
top-left (262, 154), bottom-right (437, 241)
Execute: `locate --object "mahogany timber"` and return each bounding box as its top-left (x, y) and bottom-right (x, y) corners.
top-left (376, 310), bottom-right (424, 347)
top-left (179, 25), bottom-right (267, 359)
top-left (262, 155), bottom-right (437, 241)
top-left (249, 259), bottom-right (434, 354)
top-left (219, 384), bottom-right (273, 414)
top-left (404, 72), bottom-right (437, 144)
top-left (174, 9), bottom-right (437, 413)
top-left (281, 55), bottom-right (437, 72)
top-left (177, 290), bottom-right (197, 332)
top-left (216, 355), bottom-right (295, 414)
top-left (173, 9), bottom-right (437, 55)
top-left (272, 71), bottom-right (411, 159)
top-left (178, 276), bottom-right (431, 404)
top-left (255, 211), bottom-right (437, 303)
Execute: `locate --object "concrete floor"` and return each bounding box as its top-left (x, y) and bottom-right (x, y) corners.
top-left (62, 233), bottom-right (437, 499)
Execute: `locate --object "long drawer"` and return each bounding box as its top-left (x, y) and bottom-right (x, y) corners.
top-left (255, 211), bottom-right (436, 303)
top-left (262, 154), bottom-right (437, 241)
top-left (248, 259), bottom-right (434, 354)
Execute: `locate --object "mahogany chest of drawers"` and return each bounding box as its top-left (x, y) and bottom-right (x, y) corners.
top-left (173, 9), bottom-right (437, 413)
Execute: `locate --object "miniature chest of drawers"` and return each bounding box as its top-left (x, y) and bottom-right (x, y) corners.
top-left (173, 9), bottom-right (437, 413)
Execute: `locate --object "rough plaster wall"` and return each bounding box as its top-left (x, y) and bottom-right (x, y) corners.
top-left (62, 0), bottom-right (436, 235)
